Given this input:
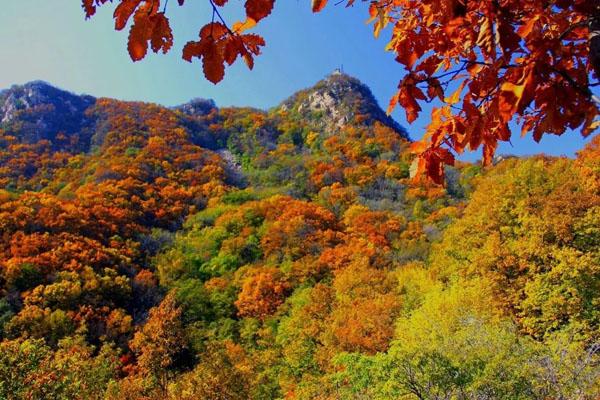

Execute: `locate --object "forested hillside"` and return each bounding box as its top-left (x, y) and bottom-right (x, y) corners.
top-left (0, 74), bottom-right (598, 399)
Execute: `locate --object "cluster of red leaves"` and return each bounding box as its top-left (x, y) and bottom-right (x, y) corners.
top-left (376, 0), bottom-right (599, 182)
top-left (83, 0), bottom-right (272, 83)
top-left (183, 23), bottom-right (265, 84)
top-left (83, 0), bottom-right (173, 61)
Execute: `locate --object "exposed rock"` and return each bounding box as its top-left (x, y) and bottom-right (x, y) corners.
top-left (216, 148), bottom-right (247, 187)
top-left (173, 98), bottom-right (218, 116)
top-left (0, 81), bottom-right (96, 149)
top-left (492, 154), bottom-right (518, 165)
top-left (278, 72), bottom-right (408, 139)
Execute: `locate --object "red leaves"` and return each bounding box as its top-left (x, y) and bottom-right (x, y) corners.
top-left (312, 0), bottom-right (328, 13)
top-left (367, 1), bottom-right (390, 38)
top-left (128, 9), bottom-right (173, 62)
top-left (128, 18), bottom-right (149, 61)
top-left (382, 1), bottom-right (598, 183)
top-left (498, 65), bottom-right (535, 123)
top-left (389, 74), bottom-right (426, 123)
top-left (410, 143), bottom-right (455, 185)
top-left (81, 0), bottom-right (598, 184)
top-left (84, 0), bottom-right (272, 83)
top-left (82, 0), bottom-right (95, 18)
top-left (476, 16), bottom-right (495, 60)
top-left (245, 0), bottom-right (275, 23)
top-left (203, 40), bottom-right (226, 84)
top-left (114, 0), bottom-right (142, 30)
top-left (427, 78), bottom-right (443, 101)
top-left (150, 13), bottom-right (174, 53)
top-left (84, 0), bottom-right (173, 62)
top-left (84, 0), bottom-right (376, 86)
top-left (183, 23), bottom-right (265, 84)
top-left (517, 14), bottom-right (539, 40)
top-left (82, 0), bottom-right (111, 18)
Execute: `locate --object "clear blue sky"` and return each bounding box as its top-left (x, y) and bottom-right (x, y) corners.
top-left (0, 0), bottom-right (595, 161)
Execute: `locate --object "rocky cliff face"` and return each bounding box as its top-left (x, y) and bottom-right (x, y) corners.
top-left (279, 72), bottom-right (408, 139)
top-left (173, 98), bottom-right (217, 116)
top-left (0, 81), bottom-right (96, 150)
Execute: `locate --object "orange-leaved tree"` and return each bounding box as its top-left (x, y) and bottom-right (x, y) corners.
top-left (82, 0), bottom-right (599, 183)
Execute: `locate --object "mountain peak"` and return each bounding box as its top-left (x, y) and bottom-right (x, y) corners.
top-left (21, 80), bottom-right (57, 90)
top-left (1, 81), bottom-right (95, 123)
top-left (0, 81), bottom-right (96, 145)
top-left (278, 72), bottom-right (408, 138)
top-left (173, 97), bottom-right (218, 116)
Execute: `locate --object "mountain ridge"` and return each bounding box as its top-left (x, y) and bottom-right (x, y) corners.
top-left (0, 72), bottom-right (418, 202)
top-left (0, 73), bottom-right (408, 146)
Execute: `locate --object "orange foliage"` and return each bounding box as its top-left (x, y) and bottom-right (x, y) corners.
top-left (328, 263), bottom-right (399, 354)
top-left (0, 99), bottom-right (229, 346)
top-left (235, 267), bottom-right (289, 319)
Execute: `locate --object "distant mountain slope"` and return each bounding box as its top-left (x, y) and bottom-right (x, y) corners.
top-left (0, 81), bottom-right (96, 151)
top-left (0, 72), bottom-right (407, 153)
top-left (0, 74), bottom-right (411, 195)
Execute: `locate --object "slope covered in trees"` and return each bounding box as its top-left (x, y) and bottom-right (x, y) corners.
top-left (79, 0), bottom-right (599, 183)
top-left (0, 74), bottom-right (598, 399)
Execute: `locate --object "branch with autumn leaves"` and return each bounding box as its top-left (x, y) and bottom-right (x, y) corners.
top-left (82, 0), bottom-right (599, 184)
top-left (82, 0), bottom-right (273, 83)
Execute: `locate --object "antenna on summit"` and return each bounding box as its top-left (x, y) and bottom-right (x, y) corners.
top-left (332, 65), bottom-right (344, 75)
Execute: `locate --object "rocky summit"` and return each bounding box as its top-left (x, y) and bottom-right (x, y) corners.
top-left (279, 72), bottom-right (408, 137)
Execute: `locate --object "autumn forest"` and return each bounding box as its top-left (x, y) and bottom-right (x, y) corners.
top-left (0, 71), bottom-right (596, 399)
top-left (0, 0), bottom-right (599, 399)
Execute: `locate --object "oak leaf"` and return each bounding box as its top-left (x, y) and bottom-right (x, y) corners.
top-left (114, 0), bottom-right (142, 30)
top-left (245, 0), bottom-right (274, 23)
top-left (312, 0), bottom-right (328, 13)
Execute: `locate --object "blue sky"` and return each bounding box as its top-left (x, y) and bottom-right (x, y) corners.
top-left (0, 0), bottom-right (595, 161)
